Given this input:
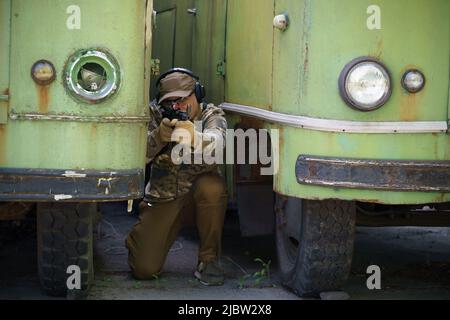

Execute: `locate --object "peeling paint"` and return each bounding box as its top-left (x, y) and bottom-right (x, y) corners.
top-left (98, 177), bottom-right (118, 195)
top-left (8, 112), bottom-right (149, 123)
top-left (300, 0), bottom-right (312, 99)
top-left (54, 194), bottom-right (73, 201)
top-left (62, 171), bottom-right (87, 178)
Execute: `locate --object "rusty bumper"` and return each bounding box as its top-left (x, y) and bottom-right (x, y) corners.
top-left (0, 168), bottom-right (144, 201)
top-left (296, 156), bottom-right (450, 192)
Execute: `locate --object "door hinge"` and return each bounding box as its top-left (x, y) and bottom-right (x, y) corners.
top-left (0, 94), bottom-right (9, 102)
top-left (151, 59), bottom-right (160, 76)
top-left (216, 60), bottom-right (226, 77)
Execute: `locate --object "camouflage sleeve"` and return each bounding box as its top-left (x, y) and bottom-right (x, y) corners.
top-left (146, 101), bottom-right (167, 163)
top-left (199, 103), bottom-right (227, 150)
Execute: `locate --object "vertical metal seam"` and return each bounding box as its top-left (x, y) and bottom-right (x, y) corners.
top-left (271, 0), bottom-right (275, 111)
top-left (223, 0), bottom-right (229, 100)
top-left (171, 6), bottom-right (177, 67)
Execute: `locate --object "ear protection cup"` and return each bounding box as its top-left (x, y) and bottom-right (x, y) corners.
top-left (155, 68), bottom-right (205, 103)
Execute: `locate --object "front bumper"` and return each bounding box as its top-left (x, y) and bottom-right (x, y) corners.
top-left (0, 168), bottom-right (144, 201)
top-left (296, 156), bottom-right (450, 192)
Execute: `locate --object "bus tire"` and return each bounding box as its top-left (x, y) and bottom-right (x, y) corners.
top-left (37, 203), bottom-right (95, 297)
top-left (275, 195), bottom-right (355, 297)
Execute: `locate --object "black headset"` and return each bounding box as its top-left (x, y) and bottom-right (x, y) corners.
top-left (155, 68), bottom-right (206, 103)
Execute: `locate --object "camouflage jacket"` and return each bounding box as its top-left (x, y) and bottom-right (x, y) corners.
top-left (144, 101), bottom-right (227, 203)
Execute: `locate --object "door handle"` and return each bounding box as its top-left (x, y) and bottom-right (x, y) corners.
top-left (187, 8), bottom-right (197, 16)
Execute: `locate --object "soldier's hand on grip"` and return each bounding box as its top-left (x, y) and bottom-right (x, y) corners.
top-left (173, 120), bottom-right (195, 146)
top-left (158, 118), bottom-right (178, 143)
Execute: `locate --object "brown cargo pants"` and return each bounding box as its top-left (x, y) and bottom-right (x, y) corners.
top-left (125, 173), bottom-right (228, 280)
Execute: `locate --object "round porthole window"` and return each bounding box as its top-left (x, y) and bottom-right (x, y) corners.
top-left (64, 49), bottom-right (121, 104)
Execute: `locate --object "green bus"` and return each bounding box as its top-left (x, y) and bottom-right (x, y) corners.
top-left (0, 0), bottom-right (152, 296)
top-left (151, 0), bottom-right (450, 297)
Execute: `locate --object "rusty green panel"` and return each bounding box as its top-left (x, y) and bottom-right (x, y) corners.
top-left (270, 0), bottom-right (450, 205)
top-left (225, 0), bottom-right (274, 110)
top-left (272, 0), bottom-right (303, 115)
top-left (0, 0), bottom-right (10, 124)
top-left (1, 0), bottom-right (150, 170)
top-left (192, 0), bottom-right (226, 105)
top-left (273, 0), bottom-right (449, 121)
top-left (9, 0), bottom-right (147, 117)
top-left (3, 121), bottom-right (148, 169)
top-left (150, 0), bottom-right (195, 99)
top-left (274, 126), bottom-right (450, 205)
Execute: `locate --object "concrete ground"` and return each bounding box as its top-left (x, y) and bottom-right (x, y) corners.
top-left (1, 202), bottom-right (450, 300)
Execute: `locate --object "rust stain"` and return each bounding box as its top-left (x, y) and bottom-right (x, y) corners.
top-left (303, 44), bottom-right (309, 75)
top-left (399, 65), bottom-right (422, 121)
top-left (302, 43), bottom-right (309, 97)
top-left (0, 125), bottom-right (7, 165)
top-left (36, 85), bottom-right (50, 114)
top-left (434, 193), bottom-right (445, 203)
top-left (372, 37), bottom-right (383, 60)
top-left (399, 94), bottom-right (418, 121)
top-left (431, 133), bottom-right (440, 159)
top-left (237, 116), bottom-right (265, 130)
top-left (91, 123), bottom-right (98, 137)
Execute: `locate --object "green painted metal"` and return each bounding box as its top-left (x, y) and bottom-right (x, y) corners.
top-left (0, 0), bottom-right (10, 124)
top-left (272, 0), bottom-right (449, 122)
top-left (150, 0), bottom-right (195, 100)
top-left (273, 125), bottom-right (450, 204)
top-left (3, 121), bottom-right (148, 169)
top-left (223, 0), bottom-right (450, 205)
top-left (226, 0), bottom-right (274, 110)
top-left (192, 0), bottom-right (227, 105)
top-left (1, 0), bottom-right (150, 173)
top-left (150, 0), bottom-right (449, 205)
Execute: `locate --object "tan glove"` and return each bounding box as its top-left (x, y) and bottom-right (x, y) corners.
top-left (173, 120), bottom-right (196, 146)
top-left (158, 118), bottom-right (178, 143)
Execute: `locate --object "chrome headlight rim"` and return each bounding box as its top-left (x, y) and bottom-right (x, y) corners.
top-left (64, 48), bottom-right (121, 104)
top-left (338, 56), bottom-right (392, 112)
top-left (401, 69), bottom-right (426, 94)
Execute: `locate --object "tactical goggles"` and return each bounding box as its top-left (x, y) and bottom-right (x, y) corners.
top-left (160, 93), bottom-right (192, 108)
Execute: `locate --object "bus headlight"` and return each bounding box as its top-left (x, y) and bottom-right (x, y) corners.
top-left (339, 57), bottom-right (392, 111)
top-left (64, 49), bottom-right (121, 104)
top-left (402, 69), bottom-right (425, 93)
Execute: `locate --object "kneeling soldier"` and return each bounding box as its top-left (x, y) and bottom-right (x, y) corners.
top-left (126, 68), bottom-right (228, 286)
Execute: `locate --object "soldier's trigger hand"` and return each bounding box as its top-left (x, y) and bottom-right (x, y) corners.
top-left (158, 119), bottom-right (177, 143)
top-left (162, 118), bottom-right (178, 127)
